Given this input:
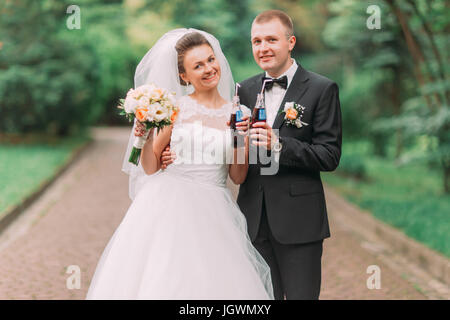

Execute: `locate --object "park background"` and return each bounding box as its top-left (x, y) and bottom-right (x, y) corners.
top-left (0, 0), bottom-right (448, 299)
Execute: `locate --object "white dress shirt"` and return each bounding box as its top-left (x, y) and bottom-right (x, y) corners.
top-left (264, 59), bottom-right (298, 127)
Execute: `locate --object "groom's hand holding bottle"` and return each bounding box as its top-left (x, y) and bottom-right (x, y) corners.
top-left (250, 121), bottom-right (278, 150)
top-left (248, 92), bottom-right (278, 151)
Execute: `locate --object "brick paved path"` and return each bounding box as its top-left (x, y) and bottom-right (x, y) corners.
top-left (0, 127), bottom-right (428, 299)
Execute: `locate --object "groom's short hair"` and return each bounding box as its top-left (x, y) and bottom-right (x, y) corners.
top-left (253, 10), bottom-right (294, 38)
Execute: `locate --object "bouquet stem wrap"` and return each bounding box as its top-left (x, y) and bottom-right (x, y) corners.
top-left (128, 128), bottom-right (151, 165)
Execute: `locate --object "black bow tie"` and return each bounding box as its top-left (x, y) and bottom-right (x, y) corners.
top-left (262, 75), bottom-right (288, 90)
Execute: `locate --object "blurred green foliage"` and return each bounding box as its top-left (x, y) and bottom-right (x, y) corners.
top-left (318, 0), bottom-right (449, 193)
top-left (0, 0), bottom-right (265, 134)
top-left (0, 0), bottom-right (136, 135)
top-left (323, 140), bottom-right (450, 257)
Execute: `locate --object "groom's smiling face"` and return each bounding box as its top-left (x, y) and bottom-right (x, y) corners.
top-left (251, 18), bottom-right (296, 78)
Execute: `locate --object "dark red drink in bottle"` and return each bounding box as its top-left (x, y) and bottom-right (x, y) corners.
top-left (230, 96), bottom-right (245, 148)
top-left (251, 93), bottom-right (266, 126)
top-left (250, 93), bottom-right (266, 144)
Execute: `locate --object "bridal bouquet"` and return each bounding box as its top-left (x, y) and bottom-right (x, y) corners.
top-left (117, 84), bottom-right (178, 165)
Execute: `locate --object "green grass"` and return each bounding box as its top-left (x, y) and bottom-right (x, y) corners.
top-left (322, 140), bottom-right (450, 257)
top-left (0, 132), bottom-right (91, 217)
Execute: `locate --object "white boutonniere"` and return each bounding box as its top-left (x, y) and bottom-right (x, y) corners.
top-left (280, 102), bottom-right (309, 128)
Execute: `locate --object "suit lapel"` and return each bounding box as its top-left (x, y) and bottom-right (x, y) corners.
top-left (272, 63), bottom-right (310, 129)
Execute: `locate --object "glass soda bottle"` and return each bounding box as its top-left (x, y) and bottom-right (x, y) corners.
top-left (230, 95), bottom-right (245, 148)
top-left (251, 93), bottom-right (266, 126)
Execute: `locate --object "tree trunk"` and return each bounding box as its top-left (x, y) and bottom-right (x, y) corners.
top-left (391, 71), bottom-right (403, 159)
top-left (384, 0), bottom-right (439, 108)
top-left (444, 163), bottom-right (450, 194)
top-left (372, 132), bottom-right (388, 158)
top-left (406, 0), bottom-right (450, 105)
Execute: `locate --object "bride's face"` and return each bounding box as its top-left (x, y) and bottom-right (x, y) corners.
top-left (180, 44), bottom-right (221, 91)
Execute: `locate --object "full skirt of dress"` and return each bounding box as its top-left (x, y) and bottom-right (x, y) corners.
top-left (86, 171), bottom-right (273, 300)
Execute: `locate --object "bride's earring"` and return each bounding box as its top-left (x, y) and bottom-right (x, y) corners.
top-left (186, 81), bottom-right (190, 86)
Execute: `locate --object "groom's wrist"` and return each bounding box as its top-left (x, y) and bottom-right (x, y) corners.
top-left (272, 136), bottom-right (282, 153)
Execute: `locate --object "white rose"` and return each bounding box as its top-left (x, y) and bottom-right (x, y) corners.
top-left (138, 84), bottom-right (154, 95)
top-left (284, 102), bottom-right (294, 112)
top-left (138, 96), bottom-right (150, 108)
top-left (154, 103), bottom-right (169, 122)
top-left (146, 113), bottom-right (155, 122)
top-left (147, 103), bottom-right (158, 119)
top-left (126, 88), bottom-right (135, 97)
top-left (124, 97), bottom-right (139, 113)
top-left (130, 88), bottom-right (144, 100)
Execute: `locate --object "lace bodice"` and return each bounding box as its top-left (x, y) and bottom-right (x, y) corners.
top-left (163, 95), bottom-right (249, 187)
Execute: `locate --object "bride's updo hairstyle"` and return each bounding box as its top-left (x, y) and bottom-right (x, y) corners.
top-left (175, 32), bottom-right (213, 86)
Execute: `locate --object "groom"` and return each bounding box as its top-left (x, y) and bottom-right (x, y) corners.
top-left (237, 10), bottom-right (342, 300)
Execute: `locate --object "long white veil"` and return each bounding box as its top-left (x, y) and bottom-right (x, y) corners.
top-left (121, 28), bottom-right (235, 201)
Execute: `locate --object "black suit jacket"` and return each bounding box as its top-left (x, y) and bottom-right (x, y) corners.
top-left (237, 62), bottom-right (342, 245)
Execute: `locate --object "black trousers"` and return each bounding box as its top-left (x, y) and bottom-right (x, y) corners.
top-left (253, 200), bottom-right (323, 300)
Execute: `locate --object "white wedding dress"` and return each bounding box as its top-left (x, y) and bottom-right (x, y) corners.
top-left (86, 95), bottom-right (274, 299)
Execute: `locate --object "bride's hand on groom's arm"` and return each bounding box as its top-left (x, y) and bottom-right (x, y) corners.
top-left (160, 145), bottom-right (176, 169)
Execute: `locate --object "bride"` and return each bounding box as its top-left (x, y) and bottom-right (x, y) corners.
top-left (86, 29), bottom-right (274, 299)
